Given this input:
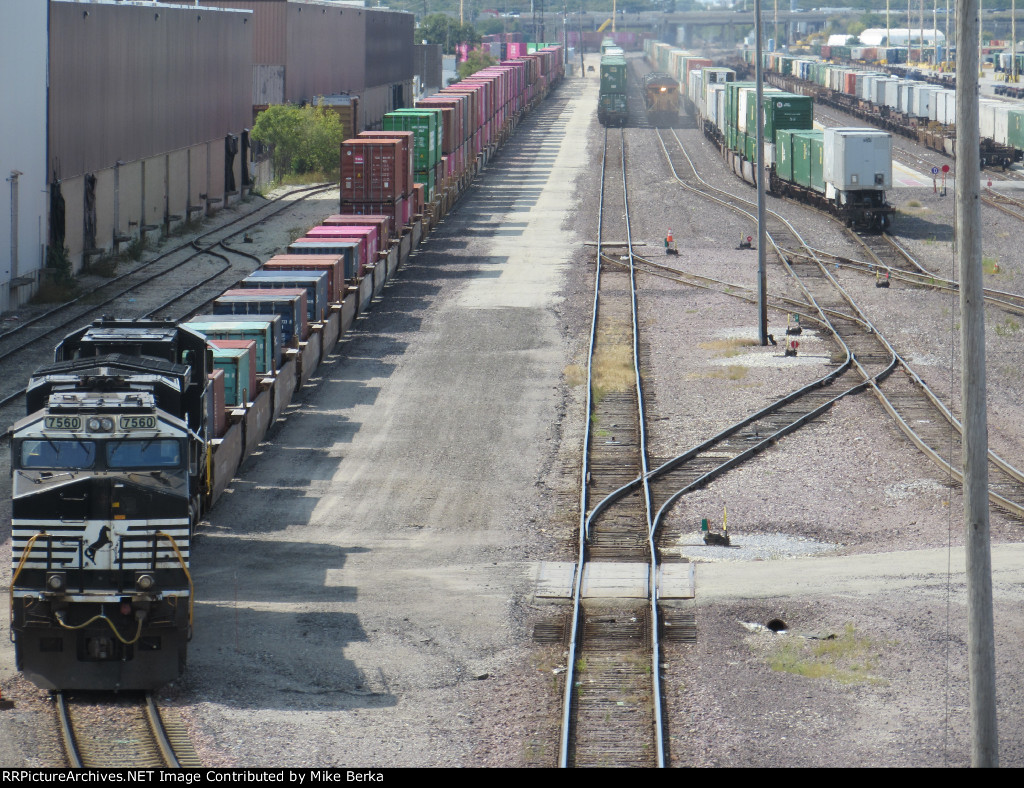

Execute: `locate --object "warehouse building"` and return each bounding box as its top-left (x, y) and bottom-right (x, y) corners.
top-left (170, 0), bottom-right (416, 133)
top-left (0, 0), bottom-right (48, 312)
top-left (49, 0), bottom-right (253, 274)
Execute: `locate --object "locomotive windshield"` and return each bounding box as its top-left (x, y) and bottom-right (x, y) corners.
top-left (20, 439), bottom-right (97, 469)
top-left (106, 439), bottom-right (182, 469)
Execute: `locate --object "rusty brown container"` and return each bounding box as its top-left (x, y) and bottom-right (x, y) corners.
top-left (323, 214), bottom-right (393, 245)
top-left (208, 367), bottom-right (227, 438)
top-left (263, 255), bottom-right (345, 304)
top-left (357, 130), bottom-right (414, 196)
top-left (340, 138), bottom-right (403, 202)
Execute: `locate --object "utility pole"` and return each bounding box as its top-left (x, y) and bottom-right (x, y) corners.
top-left (933, 0), bottom-right (938, 65)
top-left (887, 0), bottom-right (891, 51)
top-left (754, 0), bottom-right (767, 345)
top-left (1013, 0), bottom-right (1017, 82)
top-left (945, 0), bottom-right (950, 69)
top-left (956, 0), bottom-right (1000, 768)
top-left (920, 0), bottom-right (925, 63)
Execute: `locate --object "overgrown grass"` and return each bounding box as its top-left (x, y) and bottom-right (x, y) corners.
top-left (31, 276), bottom-right (78, 304)
top-left (767, 623), bottom-right (886, 685)
top-left (995, 317), bottom-right (1020, 337)
top-left (700, 336), bottom-right (758, 358)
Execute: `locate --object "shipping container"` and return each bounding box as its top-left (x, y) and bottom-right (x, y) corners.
top-left (340, 138), bottom-right (403, 202)
top-left (182, 317), bottom-right (281, 375)
top-left (338, 197), bottom-right (410, 232)
top-left (208, 368), bottom-right (227, 438)
top-left (303, 225), bottom-right (378, 269)
top-left (357, 131), bottom-right (414, 196)
top-left (287, 240), bottom-right (360, 281)
top-left (823, 128), bottom-right (892, 192)
top-left (215, 289), bottom-right (308, 345)
top-left (209, 340), bottom-right (257, 407)
top-left (242, 271), bottom-right (330, 324)
top-left (322, 214), bottom-right (393, 245)
top-left (262, 256), bottom-right (345, 304)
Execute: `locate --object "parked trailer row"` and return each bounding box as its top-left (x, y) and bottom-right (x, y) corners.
top-left (9, 46), bottom-right (564, 693)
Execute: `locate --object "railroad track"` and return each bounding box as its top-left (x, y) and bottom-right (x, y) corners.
top-left (56, 691), bottom-right (201, 768)
top-left (654, 126), bottom-right (1024, 522)
top-left (560, 127), bottom-right (663, 768)
top-left (0, 183), bottom-right (334, 419)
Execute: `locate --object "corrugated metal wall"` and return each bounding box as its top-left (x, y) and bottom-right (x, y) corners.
top-left (284, 2), bottom-right (366, 101)
top-left (365, 10), bottom-right (414, 88)
top-left (50, 1), bottom-right (253, 179)
top-left (413, 45), bottom-right (443, 94)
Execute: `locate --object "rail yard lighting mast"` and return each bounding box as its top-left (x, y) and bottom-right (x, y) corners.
top-left (754, 0), bottom-right (767, 344)
top-left (956, 0), bottom-right (1000, 767)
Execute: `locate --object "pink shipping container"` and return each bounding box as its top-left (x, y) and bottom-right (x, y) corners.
top-left (209, 368), bottom-right (227, 438)
top-left (263, 255), bottom-right (345, 303)
top-left (356, 131), bottom-right (414, 196)
top-left (507, 43), bottom-right (527, 58)
top-left (323, 214), bottom-right (394, 245)
top-left (303, 226), bottom-right (378, 269)
top-left (340, 138), bottom-right (403, 202)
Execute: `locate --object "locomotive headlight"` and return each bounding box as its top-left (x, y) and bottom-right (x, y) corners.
top-left (87, 418), bottom-right (102, 431)
top-left (135, 572), bottom-right (156, 592)
top-left (100, 417), bottom-right (114, 431)
top-left (45, 572), bottom-right (66, 593)
top-left (86, 417), bottom-right (115, 432)
top-left (660, 87), bottom-right (667, 92)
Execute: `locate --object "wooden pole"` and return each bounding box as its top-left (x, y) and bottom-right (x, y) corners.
top-left (754, 0), bottom-right (767, 346)
top-left (956, 0), bottom-right (1000, 767)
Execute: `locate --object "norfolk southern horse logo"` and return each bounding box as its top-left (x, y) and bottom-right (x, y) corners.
top-left (82, 524), bottom-right (121, 566)
top-left (85, 526), bottom-right (112, 563)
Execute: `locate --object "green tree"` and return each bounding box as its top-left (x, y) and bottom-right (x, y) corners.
top-left (415, 12), bottom-right (478, 53)
top-left (251, 102), bottom-right (346, 180)
top-left (457, 48), bottom-right (498, 79)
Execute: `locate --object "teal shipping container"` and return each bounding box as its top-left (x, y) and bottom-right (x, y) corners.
top-left (182, 318), bottom-right (280, 374)
top-left (809, 133), bottom-right (825, 193)
top-left (600, 56), bottom-right (627, 93)
top-left (751, 93), bottom-right (814, 142)
top-left (210, 346), bottom-right (253, 407)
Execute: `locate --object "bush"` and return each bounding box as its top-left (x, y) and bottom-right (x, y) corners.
top-left (252, 101), bottom-right (346, 181)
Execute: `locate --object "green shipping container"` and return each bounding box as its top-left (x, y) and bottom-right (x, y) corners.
top-left (1007, 108), bottom-right (1024, 150)
top-left (600, 56), bottom-right (627, 93)
top-left (750, 93), bottom-right (814, 142)
top-left (776, 129), bottom-right (796, 182)
top-left (415, 169), bottom-right (435, 202)
top-left (725, 82), bottom-right (756, 141)
top-left (790, 130), bottom-right (823, 191)
top-left (809, 133), bottom-right (825, 193)
top-left (384, 111), bottom-right (439, 169)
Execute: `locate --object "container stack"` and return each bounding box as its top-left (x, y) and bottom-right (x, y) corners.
top-left (339, 136), bottom-right (409, 236)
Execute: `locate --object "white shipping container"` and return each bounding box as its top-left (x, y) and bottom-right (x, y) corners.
top-left (935, 89), bottom-right (956, 125)
top-left (824, 128), bottom-right (893, 192)
top-left (993, 103), bottom-right (1011, 146)
top-left (883, 80), bottom-right (901, 110)
top-left (912, 86), bottom-right (939, 119)
top-left (689, 69), bottom-right (702, 108)
top-left (716, 87), bottom-right (727, 134)
top-left (707, 83), bottom-right (726, 125)
top-left (979, 100), bottom-right (999, 140)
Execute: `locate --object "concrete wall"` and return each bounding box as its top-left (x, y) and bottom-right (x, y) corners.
top-left (0, 0), bottom-right (48, 312)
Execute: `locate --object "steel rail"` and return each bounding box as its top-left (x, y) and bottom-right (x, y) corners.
top-left (145, 692), bottom-right (180, 769)
top-left (558, 127), bottom-right (607, 769)
top-left (660, 126), bottom-right (1024, 521)
top-left (55, 692), bottom-right (83, 769)
top-left (0, 183), bottom-right (333, 345)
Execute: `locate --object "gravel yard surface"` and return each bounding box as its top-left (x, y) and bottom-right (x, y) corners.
top-left (2, 59), bottom-right (1023, 769)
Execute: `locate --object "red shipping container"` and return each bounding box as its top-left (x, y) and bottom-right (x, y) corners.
top-left (263, 255), bottom-right (345, 303)
top-left (339, 196), bottom-right (408, 233)
top-left (357, 131), bottom-right (414, 196)
top-left (415, 100), bottom-right (458, 154)
top-left (208, 368), bottom-right (227, 438)
top-left (304, 225), bottom-right (378, 264)
top-left (323, 214), bottom-right (393, 245)
top-left (340, 138), bottom-right (402, 202)
top-left (209, 340), bottom-right (258, 406)
top-left (843, 72), bottom-right (857, 95)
